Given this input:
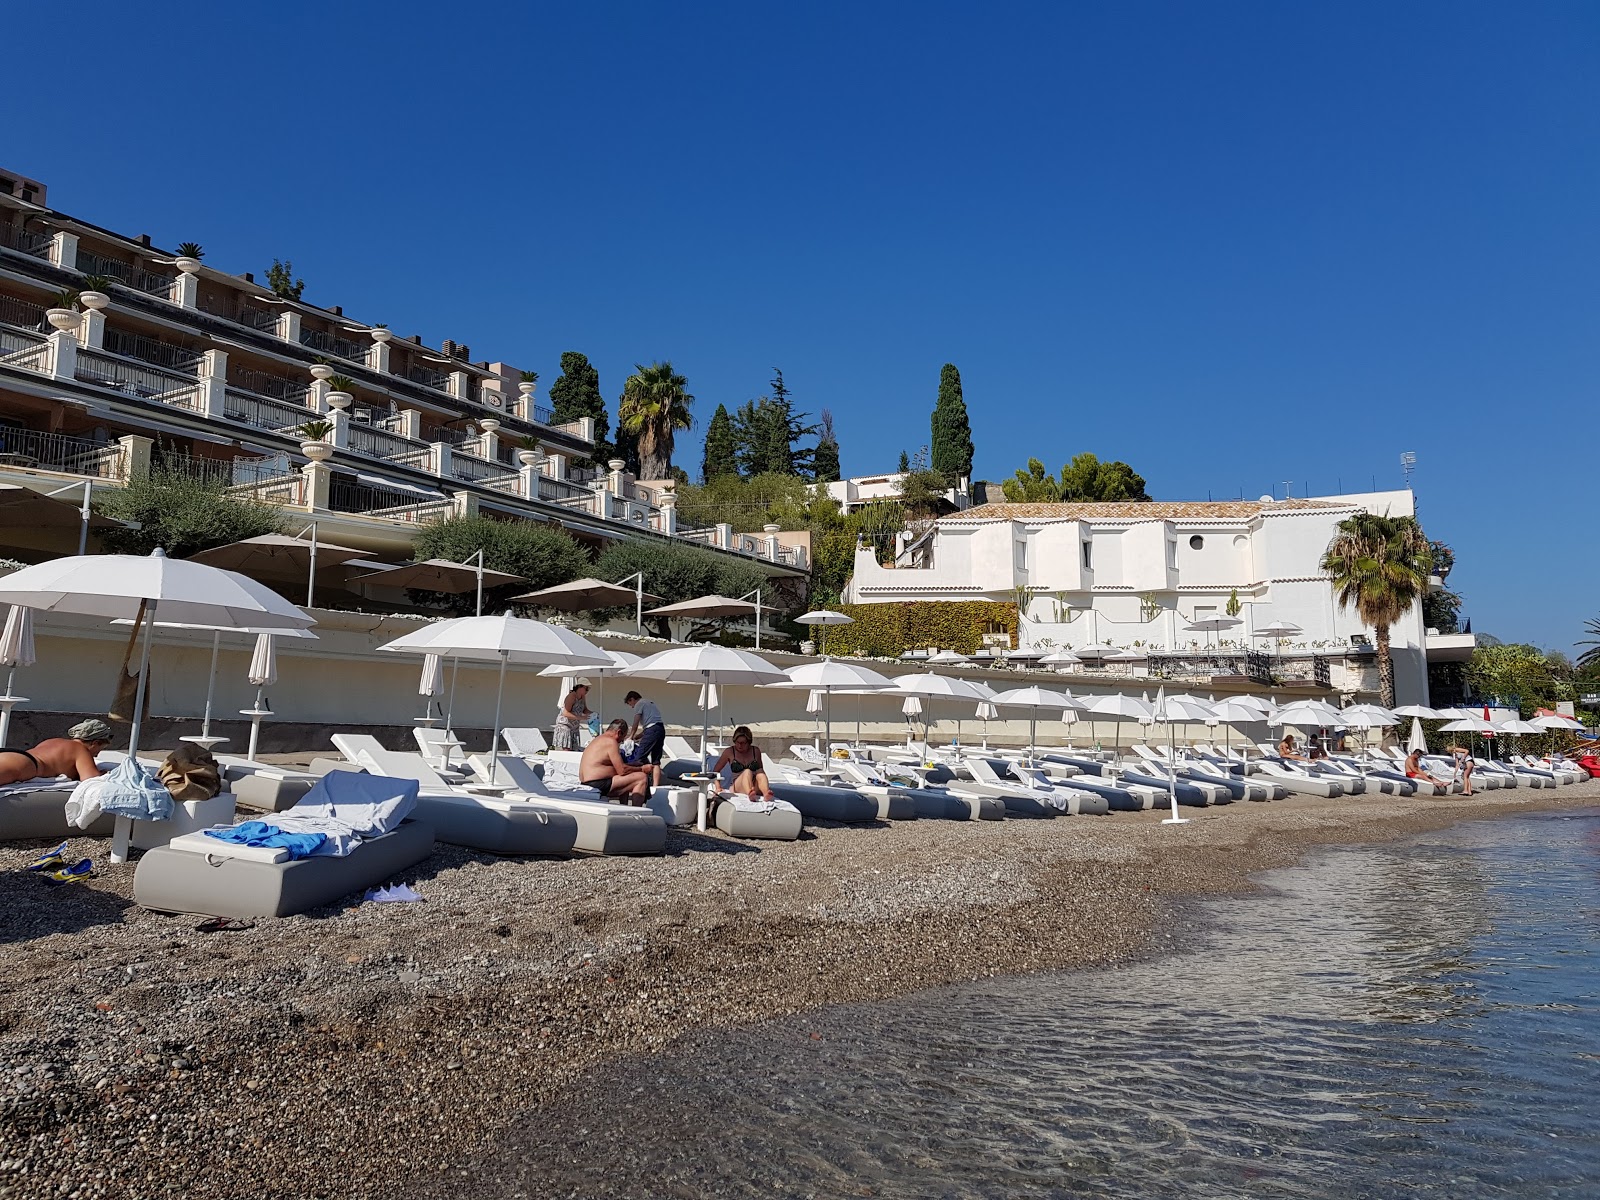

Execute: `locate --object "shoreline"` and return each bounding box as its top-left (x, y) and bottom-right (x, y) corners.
top-left (2, 784), bottom-right (1596, 1200)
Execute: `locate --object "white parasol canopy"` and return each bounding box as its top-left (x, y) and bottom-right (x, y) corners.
top-left (1251, 621), bottom-right (1303, 639)
top-left (1040, 649), bottom-right (1082, 669)
top-left (989, 685), bottom-right (1085, 760)
top-left (622, 644), bottom-right (787, 764)
top-left (1439, 716), bottom-right (1495, 733)
top-left (925, 649), bottom-right (970, 665)
top-left (1271, 699), bottom-right (1344, 727)
top-left (1339, 703), bottom-right (1399, 728)
top-left (1532, 714), bottom-right (1584, 731)
top-left (1074, 643), bottom-right (1119, 658)
top-left (1391, 704), bottom-right (1441, 719)
top-left (796, 608), bottom-right (853, 655)
top-left (766, 660), bottom-right (893, 757)
top-left (380, 613), bottom-right (610, 784)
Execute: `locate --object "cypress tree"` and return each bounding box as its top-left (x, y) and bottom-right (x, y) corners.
top-left (547, 351), bottom-right (610, 464)
top-left (929, 363), bottom-right (975, 482)
top-left (813, 408), bottom-right (842, 484)
top-left (897, 449), bottom-right (910, 472)
top-left (701, 403), bottom-right (738, 482)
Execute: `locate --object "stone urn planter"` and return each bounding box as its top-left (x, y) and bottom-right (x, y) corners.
top-left (45, 308), bottom-right (81, 332)
top-left (310, 364), bottom-right (334, 381)
top-left (174, 256), bottom-right (203, 276)
top-left (325, 391), bottom-right (352, 410)
top-left (370, 328), bottom-right (393, 344)
top-left (517, 449), bottom-right (544, 468)
top-left (300, 440), bottom-right (334, 462)
top-left (78, 291), bottom-right (110, 311)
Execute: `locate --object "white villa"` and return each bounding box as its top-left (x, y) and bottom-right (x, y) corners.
top-left (846, 490), bottom-right (1472, 705)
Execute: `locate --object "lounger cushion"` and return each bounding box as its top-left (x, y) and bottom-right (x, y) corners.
top-left (134, 819), bottom-right (435, 918)
top-left (0, 782), bottom-right (116, 840)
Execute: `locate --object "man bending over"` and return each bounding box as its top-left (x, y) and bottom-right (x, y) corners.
top-left (0, 719), bottom-right (113, 787)
top-left (578, 719), bottom-right (652, 805)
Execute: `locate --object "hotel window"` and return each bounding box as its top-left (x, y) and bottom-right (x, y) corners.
top-left (1081, 540), bottom-right (1092, 569)
top-left (1014, 540), bottom-right (1028, 571)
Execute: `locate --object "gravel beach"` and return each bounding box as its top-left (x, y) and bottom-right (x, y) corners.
top-left (3, 779), bottom-right (1597, 1200)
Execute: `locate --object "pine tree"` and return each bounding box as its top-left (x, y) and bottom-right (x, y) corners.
top-left (701, 403), bottom-right (738, 482)
top-left (897, 449), bottom-right (910, 473)
top-left (929, 363), bottom-right (975, 483)
top-left (547, 352), bottom-right (610, 465)
top-left (813, 408), bottom-right (842, 484)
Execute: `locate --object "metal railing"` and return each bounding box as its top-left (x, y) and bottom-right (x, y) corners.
top-left (386, 446), bottom-right (434, 471)
top-left (229, 473), bottom-right (307, 505)
top-left (222, 387), bottom-right (314, 433)
top-left (1312, 656), bottom-right (1332, 689)
top-left (480, 474), bottom-right (524, 495)
top-left (151, 449), bottom-right (289, 486)
top-left (526, 403), bottom-right (556, 425)
top-left (102, 327), bottom-right (204, 372)
top-left (300, 328), bottom-right (368, 365)
top-left (132, 269), bottom-right (174, 299)
top-left (344, 422), bottom-right (427, 461)
top-left (537, 475), bottom-right (598, 505)
top-left (0, 428), bottom-right (125, 478)
top-left (449, 449), bottom-right (517, 484)
top-left (228, 364), bottom-right (304, 402)
top-left (0, 328), bottom-right (48, 370)
top-left (239, 307), bottom-right (281, 333)
top-left (406, 365), bottom-right (450, 390)
top-left (75, 347), bottom-right (198, 401)
top-left (74, 248), bottom-right (133, 282)
top-left (0, 295), bottom-right (46, 330)
top-left (329, 479), bottom-right (450, 523)
top-left (0, 224), bottom-right (50, 258)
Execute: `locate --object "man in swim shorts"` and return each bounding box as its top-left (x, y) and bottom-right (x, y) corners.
top-left (577, 719), bottom-right (652, 805)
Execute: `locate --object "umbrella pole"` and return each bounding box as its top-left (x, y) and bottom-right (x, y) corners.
top-left (111, 599), bottom-right (159, 864)
top-left (486, 651), bottom-right (509, 785)
top-left (0, 668), bottom-right (18, 747)
top-left (306, 521), bottom-right (318, 609)
top-left (824, 689), bottom-right (832, 762)
top-left (445, 657), bottom-right (460, 732)
top-left (199, 630), bottom-right (221, 740)
top-left (1030, 708), bottom-right (1037, 764)
top-left (1162, 717), bottom-right (1188, 825)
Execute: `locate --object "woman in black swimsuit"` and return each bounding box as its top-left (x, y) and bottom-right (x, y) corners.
top-left (711, 726), bottom-right (778, 801)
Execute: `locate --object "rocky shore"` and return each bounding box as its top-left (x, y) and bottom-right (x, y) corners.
top-left (2, 781), bottom-right (1596, 1200)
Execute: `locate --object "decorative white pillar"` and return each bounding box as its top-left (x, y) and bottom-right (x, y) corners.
top-left (198, 348), bottom-right (227, 419)
top-left (395, 408), bottom-right (422, 439)
top-left (174, 271), bottom-right (199, 310)
top-left (118, 435), bottom-right (153, 481)
top-left (447, 370), bottom-right (470, 401)
top-left (546, 452), bottom-right (568, 480)
top-left (49, 231), bottom-right (78, 270)
top-left (278, 311), bottom-right (300, 344)
top-left (764, 523), bottom-right (780, 561)
top-left (328, 406), bottom-right (350, 449)
top-left (77, 307), bottom-right (105, 350)
top-left (370, 328), bottom-right (392, 374)
top-left (46, 329), bottom-right (76, 382)
top-left (716, 523), bottom-right (733, 550)
top-left (659, 484), bottom-right (678, 536)
top-left (477, 418), bottom-right (501, 462)
top-left (301, 461), bottom-right (330, 511)
top-left (429, 442), bottom-right (453, 478)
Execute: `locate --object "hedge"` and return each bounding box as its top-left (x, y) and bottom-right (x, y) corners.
top-left (824, 601), bottom-right (1017, 658)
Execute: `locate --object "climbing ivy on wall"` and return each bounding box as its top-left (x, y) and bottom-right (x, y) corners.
top-left (825, 601), bottom-right (1018, 658)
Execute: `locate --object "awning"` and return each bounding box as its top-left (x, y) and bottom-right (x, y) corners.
top-left (353, 471), bottom-right (446, 499)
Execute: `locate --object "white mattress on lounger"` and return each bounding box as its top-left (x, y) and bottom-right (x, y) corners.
top-left (167, 829), bottom-right (290, 864)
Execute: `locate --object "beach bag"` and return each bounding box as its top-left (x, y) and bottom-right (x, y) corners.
top-left (93, 756), bottom-right (174, 823)
top-left (157, 745), bottom-right (222, 802)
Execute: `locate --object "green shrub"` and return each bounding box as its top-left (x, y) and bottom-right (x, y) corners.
top-left (412, 515), bottom-right (589, 615)
top-left (96, 470), bottom-right (283, 559)
top-left (592, 537), bottom-right (785, 636)
top-left (825, 601), bottom-right (1017, 658)
top-left (673, 472), bottom-right (812, 532)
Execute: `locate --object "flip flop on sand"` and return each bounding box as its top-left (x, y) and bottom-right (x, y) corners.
top-left (42, 858), bottom-right (95, 886)
top-left (25, 840), bottom-right (70, 872)
top-left (194, 917), bottom-right (256, 933)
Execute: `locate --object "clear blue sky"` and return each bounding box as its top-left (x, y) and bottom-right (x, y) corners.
top-left (8, 2), bottom-right (1596, 651)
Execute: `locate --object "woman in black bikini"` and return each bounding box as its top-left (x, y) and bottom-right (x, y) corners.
top-left (711, 726), bottom-right (778, 802)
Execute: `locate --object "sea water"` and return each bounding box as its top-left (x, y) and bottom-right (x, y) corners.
top-left (463, 808), bottom-right (1600, 1198)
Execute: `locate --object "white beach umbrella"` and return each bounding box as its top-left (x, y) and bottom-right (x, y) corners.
top-left (381, 613), bottom-right (610, 784)
top-left (538, 649), bottom-right (642, 725)
top-left (0, 548), bottom-right (314, 861)
top-left (1006, 647), bottom-right (1046, 661)
top-left (795, 608), bottom-right (853, 655)
top-left (416, 652), bottom-right (444, 725)
top-left (1532, 714), bottom-right (1584, 731)
top-left (892, 672), bottom-right (987, 748)
top-left (990, 685), bottom-right (1085, 761)
top-left (242, 632), bottom-right (279, 762)
top-left (1151, 688), bottom-right (1215, 824)
top-left (1039, 649), bottom-right (1082, 671)
top-left (0, 605), bottom-right (36, 746)
top-left (622, 644), bottom-right (787, 768)
top-left (1185, 615), bottom-right (1242, 648)
top-left (1075, 643), bottom-right (1118, 658)
top-left (1251, 621), bottom-right (1303, 639)
top-left (1085, 691), bottom-right (1154, 755)
top-left (806, 689), bottom-right (824, 714)
top-left (1340, 704), bottom-right (1398, 728)
top-left (901, 693), bottom-right (923, 743)
top-left (1498, 719), bottom-right (1542, 735)
top-left (926, 648), bottom-right (970, 665)
top-left (1271, 699), bottom-right (1343, 728)
top-left (1439, 716), bottom-right (1495, 733)
top-left (1206, 696), bottom-right (1265, 766)
top-left (766, 660), bottom-right (893, 759)
top-left (1391, 704), bottom-right (1441, 720)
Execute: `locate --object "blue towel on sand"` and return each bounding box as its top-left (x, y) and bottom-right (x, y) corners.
top-left (204, 820), bottom-right (328, 860)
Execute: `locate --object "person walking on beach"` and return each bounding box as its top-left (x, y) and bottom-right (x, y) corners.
top-left (577, 718), bottom-right (652, 804)
top-left (0, 719), bottom-right (113, 787)
top-left (553, 679), bottom-right (592, 751)
top-left (622, 690), bottom-right (666, 788)
top-left (1448, 743), bottom-right (1475, 796)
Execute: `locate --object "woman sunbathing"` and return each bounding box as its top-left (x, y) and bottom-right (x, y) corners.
top-left (711, 726), bottom-right (778, 802)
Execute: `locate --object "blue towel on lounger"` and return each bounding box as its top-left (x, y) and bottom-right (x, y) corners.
top-left (204, 820), bottom-right (328, 860)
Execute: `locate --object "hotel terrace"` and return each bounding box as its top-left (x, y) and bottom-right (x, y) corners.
top-left (0, 168), bottom-right (810, 577)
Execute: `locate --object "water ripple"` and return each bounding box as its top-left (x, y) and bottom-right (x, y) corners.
top-left (464, 810), bottom-right (1600, 1199)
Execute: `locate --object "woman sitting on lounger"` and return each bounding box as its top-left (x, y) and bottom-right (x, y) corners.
top-left (1278, 734), bottom-right (1306, 761)
top-left (1405, 749), bottom-right (1449, 789)
top-left (712, 726), bottom-right (778, 802)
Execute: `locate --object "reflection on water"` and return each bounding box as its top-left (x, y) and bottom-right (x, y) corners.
top-left (457, 811), bottom-right (1600, 1199)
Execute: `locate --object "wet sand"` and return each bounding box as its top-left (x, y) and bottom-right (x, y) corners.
top-left (2, 780), bottom-right (1597, 1200)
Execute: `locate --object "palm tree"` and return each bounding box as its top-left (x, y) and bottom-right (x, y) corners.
top-left (1576, 617), bottom-right (1600, 669)
top-left (1321, 513), bottom-right (1434, 706)
top-left (617, 361), bottom-right (694, 480)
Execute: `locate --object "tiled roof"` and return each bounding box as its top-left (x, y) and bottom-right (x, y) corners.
top-left (942, 499), bottom-right (1343, 523)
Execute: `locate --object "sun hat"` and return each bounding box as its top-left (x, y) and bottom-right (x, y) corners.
top-left (67, 718), bottom-right (114, 742)
top-left (574, 677), bottom-right (593, 687)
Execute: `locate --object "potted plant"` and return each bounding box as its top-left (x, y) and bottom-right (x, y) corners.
top-left (309, 356), bottom-right (334, 382)
top-left (518, 369), bottom-right (539, 398)
top-left (78, 275), bottom-right (114, 311)
top-left (324, 374), bottom-right (357, 409)
top-left (370, 322), bottom-right (392, 344)
top-left (514, 435), bottom-right (544, 468)
top-left (174, 243), bottom-right (205, 275)
top-left (297, 419), bottom-right (335, 461)
top-left (45, 289), bottom-right (82, 331)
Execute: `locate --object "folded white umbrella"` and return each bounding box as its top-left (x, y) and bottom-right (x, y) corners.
top-left (806, 689), bottom-right (823, 714)
top-left (698, 683), bottom-right (720, 711)
top-left (1407, 717), bottom-right (1428, 754)
top-left (243, 632), bottom-right (279, 761)
top-left (0, 605), bottom-right (35, 745)
top-left (901, 695), bottom-right (923, 716)
top-left (381, 613), bottom-right (610, 784)
top-left (419, 653), bottom-right (443, 697)
top-left (1149, 687), bottom-right (1213, 824)
top-left (0, 548), bottom-right (314, 861)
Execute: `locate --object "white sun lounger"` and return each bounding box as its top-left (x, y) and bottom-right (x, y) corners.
top-left (462, 753), bottom-right (671, 854)
top-left (329, 735), bottom-right (582, 856)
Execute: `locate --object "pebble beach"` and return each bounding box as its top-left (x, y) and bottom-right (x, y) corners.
top-left (3, 780), bottom-right (1597, 1200)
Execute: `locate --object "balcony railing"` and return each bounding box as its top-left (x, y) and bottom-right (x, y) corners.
top-left (151, 449), bottom-right (290, 487)
top-left (74, 248), bottom-right (133, 282)
top-left (132, 269), bottom-right (175, 299)
top-left (344, 422), bottom-right (428, 461)
top-left (0, 327), bottom-right (49, 372)
top-left (449, 449), bottom-right (518, 485)
top-left (229, 365), bottom-right (305, 402)
top-left (239, 307), bottom-right (281, 333)
top-left (537, 475), bottom-right (598, 505)
top-left (0, 428), bottom-right (125, 479)
top-left (0, 224), bottom-right (50, 258)
top-left (300, 328), bottom-right (368, 365)
top-left (0, 295), bottom-right (46, 330)
top-left (102, 327), bottom-right (204, 372)
top-left (75, 347), bottom-right (200, 403)
top-left (229, 473), bottom-right (307, 506)
top-left (223, 387), bottom-right (314, 433)
top-left (329, 479), bottom-right (450, 523)
top-left (406, 365), bottom-right (449, 390)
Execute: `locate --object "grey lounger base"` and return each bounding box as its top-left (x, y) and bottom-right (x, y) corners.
top-left (715, 802), bottom-right (804, 839)
top-left (134, 819), bottom-right (436, 919)
top-left (0, 787), bottom-right (115, 840)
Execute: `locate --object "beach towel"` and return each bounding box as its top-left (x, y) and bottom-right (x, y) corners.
top-left (67, 757), bottom-right (171, 829)
top-left (259, 771), bottom-right (419, 856)
top-left (204, 820), bottom-right (327, 860)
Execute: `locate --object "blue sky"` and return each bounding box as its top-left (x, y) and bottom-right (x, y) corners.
top-left (8, 2), bottom-right (1596, 651)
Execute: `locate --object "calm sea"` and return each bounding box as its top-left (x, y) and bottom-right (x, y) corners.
top-left (457, 808), bottom-right (1600, 1199)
